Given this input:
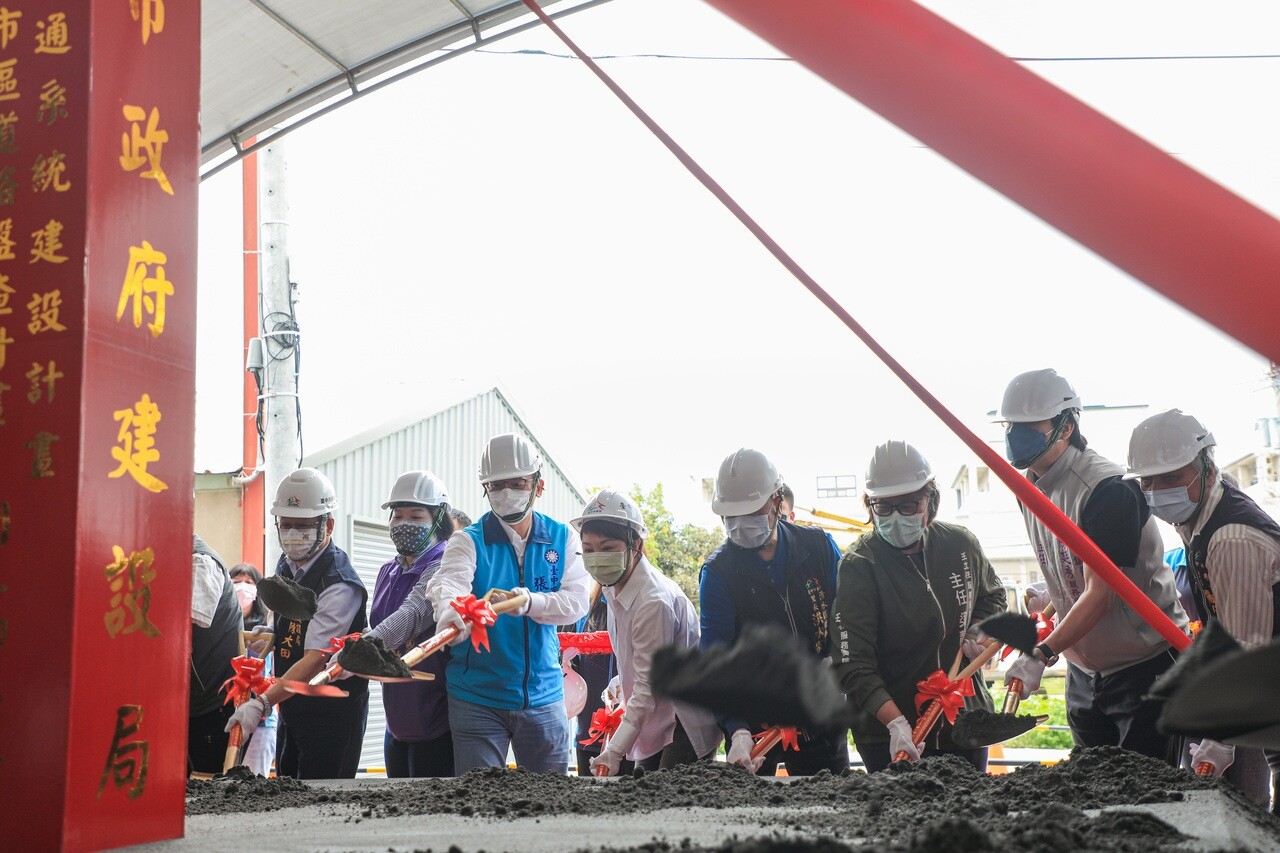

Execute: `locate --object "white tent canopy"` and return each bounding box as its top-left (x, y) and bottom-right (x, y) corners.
top-left (200, 0), bottom-right (606, 176)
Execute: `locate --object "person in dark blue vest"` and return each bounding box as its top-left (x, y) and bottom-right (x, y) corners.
top-left (425, 433), bottom-right (590, 774)
top-left (361, 469), bottom-right (457, 778)
top-left (1128, 409), bottom-right (1280, 810)
top-left (226, 467), bottom-right (369, 779)
top-left (699, 447), bottom-right (847, 776)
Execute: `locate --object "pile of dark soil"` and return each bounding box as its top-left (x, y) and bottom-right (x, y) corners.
top-left (335, 635), bottom-right (413, 678)
top-left (187, 747), bottom-right (1280, 851)
top-left (255, 575), bottom-right (317, 621)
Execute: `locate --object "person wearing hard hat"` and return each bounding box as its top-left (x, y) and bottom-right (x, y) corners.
top-left (997, 369), bottom-right (1186, 763)
top-left (1127, 409), bottom-right (1280, 808)
top-left (700, 448), bottom-right (847, 775)
top-left (424, 434), bottom-right (590, 773)
top-left (571, 490), bottom-right (722, 776)
top-left (226, 467), bottom-right (371, 779)
top-left (832, 441), bottom-right (1007, 772)
top-left (358, 470), bottom-right (459, 778)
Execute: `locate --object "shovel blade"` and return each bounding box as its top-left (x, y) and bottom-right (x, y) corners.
top-left (282, 681), bottom-right (349, 698)
top-left (950, 709), bottom-right (1041, 748)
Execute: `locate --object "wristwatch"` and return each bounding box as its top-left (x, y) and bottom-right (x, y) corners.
top-left (1032, 642), bottom-right (1059, 666)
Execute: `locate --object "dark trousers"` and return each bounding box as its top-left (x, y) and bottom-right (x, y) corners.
top-left (1065, 651), bottom-right (1181, 766)
top-left (859, 741), bottom-right (987, 774)
top-left (187, 703), bottom-right (234, 775)
top-left (759, 728), bottom-right (849, 776)
top-left (384, 729), bottom-right (454, 778)
top-left (278, 692), bottom-right (369, 779)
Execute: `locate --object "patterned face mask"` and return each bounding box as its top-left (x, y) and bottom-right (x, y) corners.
top-left (389, 517), bottom-right (438, 556)
top-left (279, 526), bottom-right (321, 562)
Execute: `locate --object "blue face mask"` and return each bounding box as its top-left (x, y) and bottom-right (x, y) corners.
top-left (1005, 423), bottom-right (1054, 469)
top-left (875, 511), bottom-right (925, 549)
top-left (1143, 486), bottom-right (1199, 525)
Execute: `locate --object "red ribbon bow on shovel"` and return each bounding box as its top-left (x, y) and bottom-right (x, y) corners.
top-left (579, 705), bottom-right (625, 746)
top-left (451, 594), bottom-right (499, 653)
top-left (1000, 611), bottom-right (1056, 661)
top-left (753, 726), bottom-right (800, 752)
top-left (221, 655), bottom-right (275, 706)
top-left (322, 632), bottom-right (363, 657)
top-left (914, 669), bottom-right (975, 724)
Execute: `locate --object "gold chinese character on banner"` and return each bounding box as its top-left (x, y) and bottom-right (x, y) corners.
top-left (32, 149), bottom-right (70, 193)
top-left (29, 220), bottom-right (67, 263)
top-left (109, 393), bottom-right (167, 492)
top-left (0, 58), bottom-right (18, 103)
top-left (25, 429), bottom-right (57, 478)
top-left (0, 219), bottom-right (14, 259)
top-left (117, 241), bottom-right (171, 336)
top-left (103, 545), bottom-right (159, 638)
top-left (0, 8), bottom-right (20, 50)
top-left (0, 274), bottom-right (12, 314)
top-left (27, 289), bottom-right (66, 334)
top-left (35, 12), bottom-right (70, 54)
top-left (0, 324), bottom-right (11, 368)
top-left (36, 80), bottom-right (66, 125)
top-left (97, 704), bottom-right (149, 801)
top-left (0, 111), bottom-right (17, 154)
top-left (119, 105), bottom-right (171, 195)
top-left (0, 380), bottom-right (10, 426)
top-left (129, 0), bottom-right (163, 45)
top-left (0, 166), bottom-right (16, 205)
top-left (25, 360), bottom-right (61, 403)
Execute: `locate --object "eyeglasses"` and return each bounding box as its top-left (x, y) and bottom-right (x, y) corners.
top-left (870, 499), bottom-right (922, 517)
top-left (487, 478), bottom-right (533, 492)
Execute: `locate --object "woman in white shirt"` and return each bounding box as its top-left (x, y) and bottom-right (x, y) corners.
top-left (572, 490), bottom-right (723, 776)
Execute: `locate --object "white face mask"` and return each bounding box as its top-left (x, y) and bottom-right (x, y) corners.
top-left (724, 513), bottom-right (774, 550)
top-left (233, 581), bottom-right (257, 610)
top-left (875, 511), bottom-right (926, 549)
top-left (279, 527), bottom-right (320, 563)
top-left (488, 488), bottom-right (533, 524)
top-left (1143, 486), bottom-right (1199, 525)
top-left (583, 551), bottom-right (629, 586)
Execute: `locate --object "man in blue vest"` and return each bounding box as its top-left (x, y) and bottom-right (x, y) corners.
top-left (699, 448), bottom-right (846, 776)
top-left (1127, 409), bottom-right (1280, 810)
top-left (225, 467), bottom-right (369, 779)
top-left (426, 434), bottom-right (590, 773)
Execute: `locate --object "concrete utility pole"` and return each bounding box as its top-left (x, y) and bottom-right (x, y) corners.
top-left (259, 140), bottom-right (301, 573)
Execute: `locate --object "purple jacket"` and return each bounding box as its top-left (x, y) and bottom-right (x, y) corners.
top-left (369, 540), bottom-right (449, 742)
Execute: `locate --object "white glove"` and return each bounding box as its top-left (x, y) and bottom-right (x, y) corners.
top-left (726, 728), bottom-right (764, 773)
top-left (961, 627), bottom-right (987, 660)
top-left (1190, 739), bottom-right (1235, 776)
top-left (437, 606), bottom-right (472, 647)
top-left (589, 745), bottom-right (624, 777)
top-left (1005, 653), bottom-right (1045, 700)
top-left (224, 697), bottom-right (270, 738)
top-left (887, 714), bottom-right (923, 761)
top-left (601, 675), bottom-right (623, 707)
top-left (1024, 582), bottom-right (1051, 614)
top-left (510, 586), bottom-right (534, 616)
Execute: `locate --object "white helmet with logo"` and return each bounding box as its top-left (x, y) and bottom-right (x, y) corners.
top-left (1125, 409), bottom-right (1216, 479)
top-left (864, 441), bottom-right (933, 498)
top-left (998, 369), bottom-right (1082, 423)
top-left (381, 470), bottom-right (449, 510)
top-left (479, 433), bottom-right (542, 484)
top-left (570, 489), bottom-right (649, 539)
top-left (712, 448), bottom-right (783, 517)
top-left (271, 468), bottom-right (338, 518)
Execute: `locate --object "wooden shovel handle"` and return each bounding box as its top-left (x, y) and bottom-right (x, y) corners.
top-left (1003, 679), bottom-right (1023, 715)
top-left (894, 700), bottom-right (944, 761)
top-left (222, 723), bottom-right (243, 773)
top-left (307, 661), bottom-right (343, 687)
top-left (398, 590), bottom-right (531, 667)
top-left (953, 640), bottom-right (1003, 683)
top-left (750, 727), bottom-right (784, 760)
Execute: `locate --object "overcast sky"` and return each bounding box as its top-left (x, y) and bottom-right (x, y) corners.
top-left (195, 0), bottom-right (1280, 527)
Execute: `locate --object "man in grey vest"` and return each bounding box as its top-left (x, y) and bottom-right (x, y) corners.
top-left (997, 369), bottom-right (1187, 763)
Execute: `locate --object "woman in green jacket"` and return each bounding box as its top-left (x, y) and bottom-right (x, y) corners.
top-left (832, 440), bottom-right (1006, 772)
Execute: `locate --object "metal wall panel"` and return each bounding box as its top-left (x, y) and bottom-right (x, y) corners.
top-left (350, 517), bottom-right (396, 773)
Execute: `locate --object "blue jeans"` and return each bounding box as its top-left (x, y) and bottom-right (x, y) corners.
top-left (448, 695), bottom-right (569, 774)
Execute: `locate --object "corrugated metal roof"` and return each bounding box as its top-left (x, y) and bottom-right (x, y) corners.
top-left (201, 0), bottom-right (610, 177)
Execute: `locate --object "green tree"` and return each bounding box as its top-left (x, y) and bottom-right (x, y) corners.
top-left (626, 484), bottom-right (723, 606)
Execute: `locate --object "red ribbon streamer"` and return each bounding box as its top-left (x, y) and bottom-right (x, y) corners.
top-left (558, 631), bottom-right (613, 655)
top-left (1001, 611), bottom-right (1056, 661)
top-left (914, 670), bottom-right (975, 725)
top-left (221, 655), bottom-right (274, 706)
top-left (754, 726), bottom-right (800, 752)
top-left (451, 595), bottom-right (499, 653)
top-left (322, 632), bottom-right (362, 657)
top-left (579, 705), bottom-right (625, 746)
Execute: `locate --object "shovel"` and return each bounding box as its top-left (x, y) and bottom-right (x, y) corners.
top-left (950, 709), bottom-right (1049, 749)
top-left (893, 646), bottom-right (994, 762)
top-left (976, 603), bottom-right (1057, 717)
top-left (1158, 638), bottom-right (1280, 749)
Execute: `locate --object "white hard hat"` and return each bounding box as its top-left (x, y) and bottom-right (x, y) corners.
top-left (570, 489), bottom-right (649, 539)
top-left (478, 433), bottom-right (542, 484)
top-left (381, 470), bottom-right (449, 510)
top-left (998, 369), bottom-right (1082, 423)
top-left (712, 448), bottom-right (782, 516)
top-left (271, 468), bottom-right (338, 518)
top-left (1124, 409), bottom-right (1216, 479)
top-left (864, 440), bottom-right (934, 498)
